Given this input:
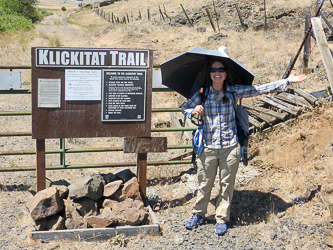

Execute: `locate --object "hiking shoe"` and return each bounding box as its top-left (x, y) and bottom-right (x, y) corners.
top-left (215, 223), bottom-right (227, 235)
top-left (185, 213), bottom-right (205, 229)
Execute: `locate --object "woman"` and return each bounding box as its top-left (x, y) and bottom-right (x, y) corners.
top-left (182, 60), bottom-right (307, 235)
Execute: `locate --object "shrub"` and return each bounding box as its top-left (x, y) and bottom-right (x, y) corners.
top-left (0, 14), bottom-right (34, 31)
top-left (0, 0), bottom-right (43, 31)
top-left (61, 6), bottom-right (66, 11)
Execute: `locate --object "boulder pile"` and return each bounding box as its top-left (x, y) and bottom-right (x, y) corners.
top-left (26, 169), bottom-right (150, 231)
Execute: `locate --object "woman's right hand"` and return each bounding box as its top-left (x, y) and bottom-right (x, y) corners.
top-left (192, 105), bottom-right (204, 116)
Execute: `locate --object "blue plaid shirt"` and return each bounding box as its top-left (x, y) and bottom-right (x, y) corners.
top-left (182, 79), bottom-right (289, 149)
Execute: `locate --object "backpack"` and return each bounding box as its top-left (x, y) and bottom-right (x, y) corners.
top-left (230, 87), bottom-right (249, 166)
top-left (191, 84), bottom-right (249, 166)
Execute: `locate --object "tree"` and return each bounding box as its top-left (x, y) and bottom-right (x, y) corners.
top-left (0, 0), bottom-right (42, 23)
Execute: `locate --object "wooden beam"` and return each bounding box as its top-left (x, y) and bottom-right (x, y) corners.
top-left (311, 17), bottom-right (333, 91)
top-left (242, 103), bottom-right (287, 120)
top-left (294, 89), bottom-right (318, 105)
top-left (36, 139), bottom-right (46, 192)
top-left (137, 153), bottom-right (147, 201)
top-left (260, 96), bottom-right (300, 116)
top-left (275, 92), bottom-right (312, 108)
top-left (246, 109), bottom-right (275, 124)
top-left (248, 115), bottom-right (262, 127)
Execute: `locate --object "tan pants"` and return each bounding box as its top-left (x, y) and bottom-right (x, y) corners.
top-left (192, 143), bottom-right (241, 224)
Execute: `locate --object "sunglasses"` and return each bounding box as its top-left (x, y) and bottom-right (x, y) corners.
top-left (210, 67), bottom-right (226, 73)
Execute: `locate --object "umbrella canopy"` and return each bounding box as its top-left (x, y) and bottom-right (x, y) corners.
top-left (160, 46), bottom-right (255, 99)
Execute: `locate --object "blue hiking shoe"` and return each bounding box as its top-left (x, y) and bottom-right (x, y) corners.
top-left (215, 223), bottom-right (227, 235)
top-left (185, 213), bottom-right (205, 230)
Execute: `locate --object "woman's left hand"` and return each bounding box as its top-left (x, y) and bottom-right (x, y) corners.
top-left (287, 73), bottom-right (307, 83)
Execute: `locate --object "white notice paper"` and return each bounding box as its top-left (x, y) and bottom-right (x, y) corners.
top-left (38, 78), bottom-right (61, 108)
top-left (65, 69), bottom-right (101, 100)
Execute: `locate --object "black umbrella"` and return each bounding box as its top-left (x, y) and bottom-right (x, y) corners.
top-left (160, 46), bottom-right (255, 99)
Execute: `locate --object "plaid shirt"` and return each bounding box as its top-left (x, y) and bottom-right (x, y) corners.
top-left (182, 79), bottom-right (289, 149)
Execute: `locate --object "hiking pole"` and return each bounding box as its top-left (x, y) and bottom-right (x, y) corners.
top-left (282, 0), bottom-right (325, 79)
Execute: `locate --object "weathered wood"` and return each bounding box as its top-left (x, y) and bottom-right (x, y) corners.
top-left (137, 153), bottom-right (147, 200)
top-left (180, 4), bottom-right (193, 27)
top-left (294, 88), bottom-right (318, 105)
top-left (31, 206), bottom-right (159, 241)
top-left (311, 17), bottom-right (333, 91)
top-left (206, 7), bottom-right (216, 32)
top-left (260, 96), bottom-right (300, 116)
top-left (246, 109), bottom-right (275, 124)
top-left (248, 115), bottom-right (262, 128)
top-left (321, 12), bottom-right (333, 33)
top-left (275, 92), bottom-right (312, 108)
top-left (235, 3), bottom-right (246, 31)
top-left (123, 137), bottom-right (167, 153)
top-left (36, 139), bottom-right (46, 191)
top-left (303, 14), bottom-right (311, 73)
top-left (242, 103), bottom-right (287, 120)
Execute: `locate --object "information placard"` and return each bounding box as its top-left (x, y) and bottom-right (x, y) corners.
top-left (37, 78), bottom-right (61, 108)
top-left (102, 70), bottom-right (146, 121)
top-left (65, 69), bottom-right (101, 101)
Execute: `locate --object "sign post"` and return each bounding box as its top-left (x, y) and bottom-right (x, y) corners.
top-left (31, 47), bottom-right (166, 194)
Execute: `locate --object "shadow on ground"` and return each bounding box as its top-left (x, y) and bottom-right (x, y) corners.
top-left (151, 184), bottom-right (292, 226)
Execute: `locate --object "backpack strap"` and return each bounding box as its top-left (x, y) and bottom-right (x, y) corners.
top-left (229, 85), bottom-right (237, 110)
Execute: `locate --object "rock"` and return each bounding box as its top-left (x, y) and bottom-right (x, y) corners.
top-left (86, 216), bottom-right (113, 228)
top-left (117, 208), bottom-right (147, 226)
top-left (26, 187), bottom-right (64, 220)
top-left (103, 180), bottom-right (123, 197)
top-left (63, 198), bottom-right (81, 220)
top-left (112, 198), bottom-right (134, 214)
top-left (112, 198), bottom-right (147, 226)
top-left (122, 177), bottom-right (142, 201)
top-left (102, 173), bottom-right (117, 184)
top-left (65, 218), bottom-right (88, 230)
top-left (46, 215), bottom-right (65, 230)
top-left (197, 27), bottom-right (206, 32)
top-left (303, 144), bottom-right (315, 158)
top-left (110, 188), bottom-right (126, 202)
top-left (68, 174), bottom-right (105, 200)
top-left (28, 178), bottom-right (52, 196)
top-left (100, 207), bottom-right (118, 226)
top-left (72, 197), bottom-right (98, 217)
top-left (34, 218), bottom-right (47, 231)
top-left (52, 185), bottom-right (69, 199)
top-left (115, 169), bottom-right (136, 183)
top-left (208, 33), bottom-right (228, 41)
top-left (102, 199), bottom-right (118, 208)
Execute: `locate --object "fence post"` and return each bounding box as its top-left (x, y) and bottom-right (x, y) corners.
top-left (321, 13), bottom-right (333, 32)
top-left (235, 3), bottom-right (246, 31)
top-left (206, 7), bottom-right (216, 32)
top-left (303, 14), bottom-right (311, 73)
top-left (137, 153), bottom-right (147, 200)
top-left (60, 138), bottom-right (65, 167)
top-left (159, 6), bottom-right (165, 21)
top-left (147, 7), bottom-right (150, 21)
top-left (213, 1), bottom-right (220, 33)
top-left (36, 139), bottom-right (46, 191)
top-left (264, 0), bottom-right (267, 30)
top-left (312, 17), bottom-right (333, 92)
top-left (180, 4), bottom-right (193, 27)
